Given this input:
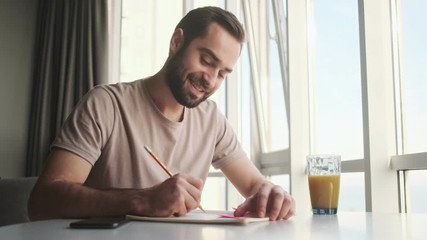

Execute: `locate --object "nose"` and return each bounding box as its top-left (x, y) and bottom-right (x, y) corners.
top-left (202, 70), bottom-right (217, 90)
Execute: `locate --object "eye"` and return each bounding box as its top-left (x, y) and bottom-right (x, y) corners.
top-left (201, 55), bottom-right (213, 66)
top-left (218, 71), bottom-right (226, 79)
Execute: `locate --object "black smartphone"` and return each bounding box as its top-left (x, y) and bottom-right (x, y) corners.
top-left (69, 217), bottom-right (129, 229)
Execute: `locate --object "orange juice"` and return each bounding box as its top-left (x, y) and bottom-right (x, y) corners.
top-left (308, 175), bottom-right (340, 214)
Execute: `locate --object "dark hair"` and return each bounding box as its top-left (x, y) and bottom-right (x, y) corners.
top-left (175, 6), bottom-right (245, 48)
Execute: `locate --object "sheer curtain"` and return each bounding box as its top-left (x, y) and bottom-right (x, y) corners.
top-left (26, 0), bottom-right (109, 176)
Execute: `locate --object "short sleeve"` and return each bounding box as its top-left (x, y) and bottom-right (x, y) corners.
top-left (211, 109), bottom-right (248, 169)
top-left (51, 86), bottom-right (115, 165)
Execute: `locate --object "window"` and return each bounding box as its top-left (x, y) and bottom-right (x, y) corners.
top-left (263, 1), bottom-right (289, 153)
top-left (309, 0), bottom-right (363, 160)
top-left (117, 0), bottom-right (427, 214)
top-left (241, 0), bottom-right (290, 191)
top-left (307, 0), bottom-right (365, 212)
top-left (391, 0), bottom-right (427, 214)
top-left (407, 170), bottom-right (427, 213)
top-left (397, 0), bottom-right (427, 155)
top-left (120, 0), bottom-right (182, 82)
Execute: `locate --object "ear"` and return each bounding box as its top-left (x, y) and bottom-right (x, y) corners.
top-left (169, 28), bottom-right (184, 55)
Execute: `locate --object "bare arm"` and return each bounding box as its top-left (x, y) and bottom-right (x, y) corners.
top-left (221, 157), bottom-right (266, 198)
top-left (28, 148), bottom-right (203, 220)
top-left (221, 157), bottom-right (295, 221)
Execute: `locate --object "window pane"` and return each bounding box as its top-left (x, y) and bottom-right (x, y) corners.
top-left (310, 0), bottom-right (364, 160)
top-left (242, 1), bottom-right (289, 154)
top-left (269, 174), bottom-right (290, 193)
top-left (407, 170), bottom-right (427, 213)
top-left (400, 0), bottom-right (427, 154)
top-left (193, 0), bottom-right (225, 8)
top-left (339, 172), bottom-right (365, 212)
top-left (265, 1), bottom-right (289, 152)
top-left (120, 0), bottom-right (182, 82)
top-left (201, 177), bottom-right (226, 210)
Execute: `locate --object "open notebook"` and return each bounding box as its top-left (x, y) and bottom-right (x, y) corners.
top-left (126, 210), bottom-right (270, 225)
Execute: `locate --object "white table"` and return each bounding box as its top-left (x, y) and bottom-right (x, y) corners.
top-left (0, 212), bottom-right (426, 240)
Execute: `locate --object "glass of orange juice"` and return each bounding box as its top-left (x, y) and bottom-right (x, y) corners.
top-left (307, 154), bottom-right (341, 215)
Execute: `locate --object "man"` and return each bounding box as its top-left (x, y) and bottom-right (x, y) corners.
top-left (28, 6), bottom-right (295, 221)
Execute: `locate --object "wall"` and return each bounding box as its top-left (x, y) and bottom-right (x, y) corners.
top-left (0, 0), bottom-right (38, 178)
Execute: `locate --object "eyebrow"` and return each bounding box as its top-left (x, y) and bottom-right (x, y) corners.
top-left (199, 47), bottom-right (233, 73)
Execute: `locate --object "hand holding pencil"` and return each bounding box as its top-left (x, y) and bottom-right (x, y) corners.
top-left (144, 146), bottom-right (205, 212)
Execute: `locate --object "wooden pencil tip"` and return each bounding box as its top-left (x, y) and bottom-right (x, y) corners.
top-left (199, 205), bottom-right (207, 213)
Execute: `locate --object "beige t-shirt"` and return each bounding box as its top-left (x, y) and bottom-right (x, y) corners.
top-left (52, 79), bottom-right (247, 189)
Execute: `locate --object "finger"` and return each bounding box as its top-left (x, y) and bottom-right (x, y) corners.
top-left (282, 197), bottom-right (296, 220)
top-left (169, 189), bottom-right (187, 216)
top-left (162, 176), bottom-right (195, 214)
top-left (255, 184), bottom-right (272, 218)
top-left (283, 208), bottom-right (295, 220)
top-left (177, 174), bottom-right (204, 190)
top-left (183, 179), bottom-right (203, 205)
top-left (233, 200), bottom-right (251, 217)
top-left (173, 175), bottom-right (202, 211)
top-left (267, 187), bottom-right (285, 221)
top-left (279, 195), bottom-right (295, 220)
top-left (183, 187), bottom-right (201, 211)
top-left (172, 174), bottom-right (202, 199)
top-left (277, 199), bottom-right (291, 220)
top-left (173, 202), bottom-right (188, 217)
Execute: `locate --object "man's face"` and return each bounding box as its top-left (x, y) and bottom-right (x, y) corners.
top-left (165, 23), bottom-right (241, 108)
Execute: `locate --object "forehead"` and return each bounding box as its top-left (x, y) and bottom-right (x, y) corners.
top-left (186, 23), bottom-right (241, 68)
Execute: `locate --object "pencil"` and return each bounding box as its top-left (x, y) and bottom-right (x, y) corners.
top-left (144, 145), bottom-right (206, 213)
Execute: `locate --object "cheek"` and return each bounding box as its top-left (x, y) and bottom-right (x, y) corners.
top-left (183, 51), bottom-right (212, 75)
top-left (181, 50), bottom-right (200, 69)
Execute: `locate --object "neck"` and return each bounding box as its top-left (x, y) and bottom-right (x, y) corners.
top-left (144, 71), bottom-right (185, 122)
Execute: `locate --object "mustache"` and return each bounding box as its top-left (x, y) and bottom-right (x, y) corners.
top-left (188, 73), bottom-right (210, 92)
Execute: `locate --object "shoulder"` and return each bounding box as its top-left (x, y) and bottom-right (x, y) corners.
top-left (93, 80), bottom-right (142, 96)
top-left (83, 80), bottom-right (144, 104)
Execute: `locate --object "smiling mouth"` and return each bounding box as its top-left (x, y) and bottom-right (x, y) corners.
top-left (189, 78), bottom-right (205, 93)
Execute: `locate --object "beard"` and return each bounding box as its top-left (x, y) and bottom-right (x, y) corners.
top-left (165, 48), bottom-right (214, 108)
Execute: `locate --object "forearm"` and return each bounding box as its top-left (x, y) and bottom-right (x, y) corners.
top-left (28, 180), bottom-right (145, 221)
top-left (221, 157), bottom-right (268, 198)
